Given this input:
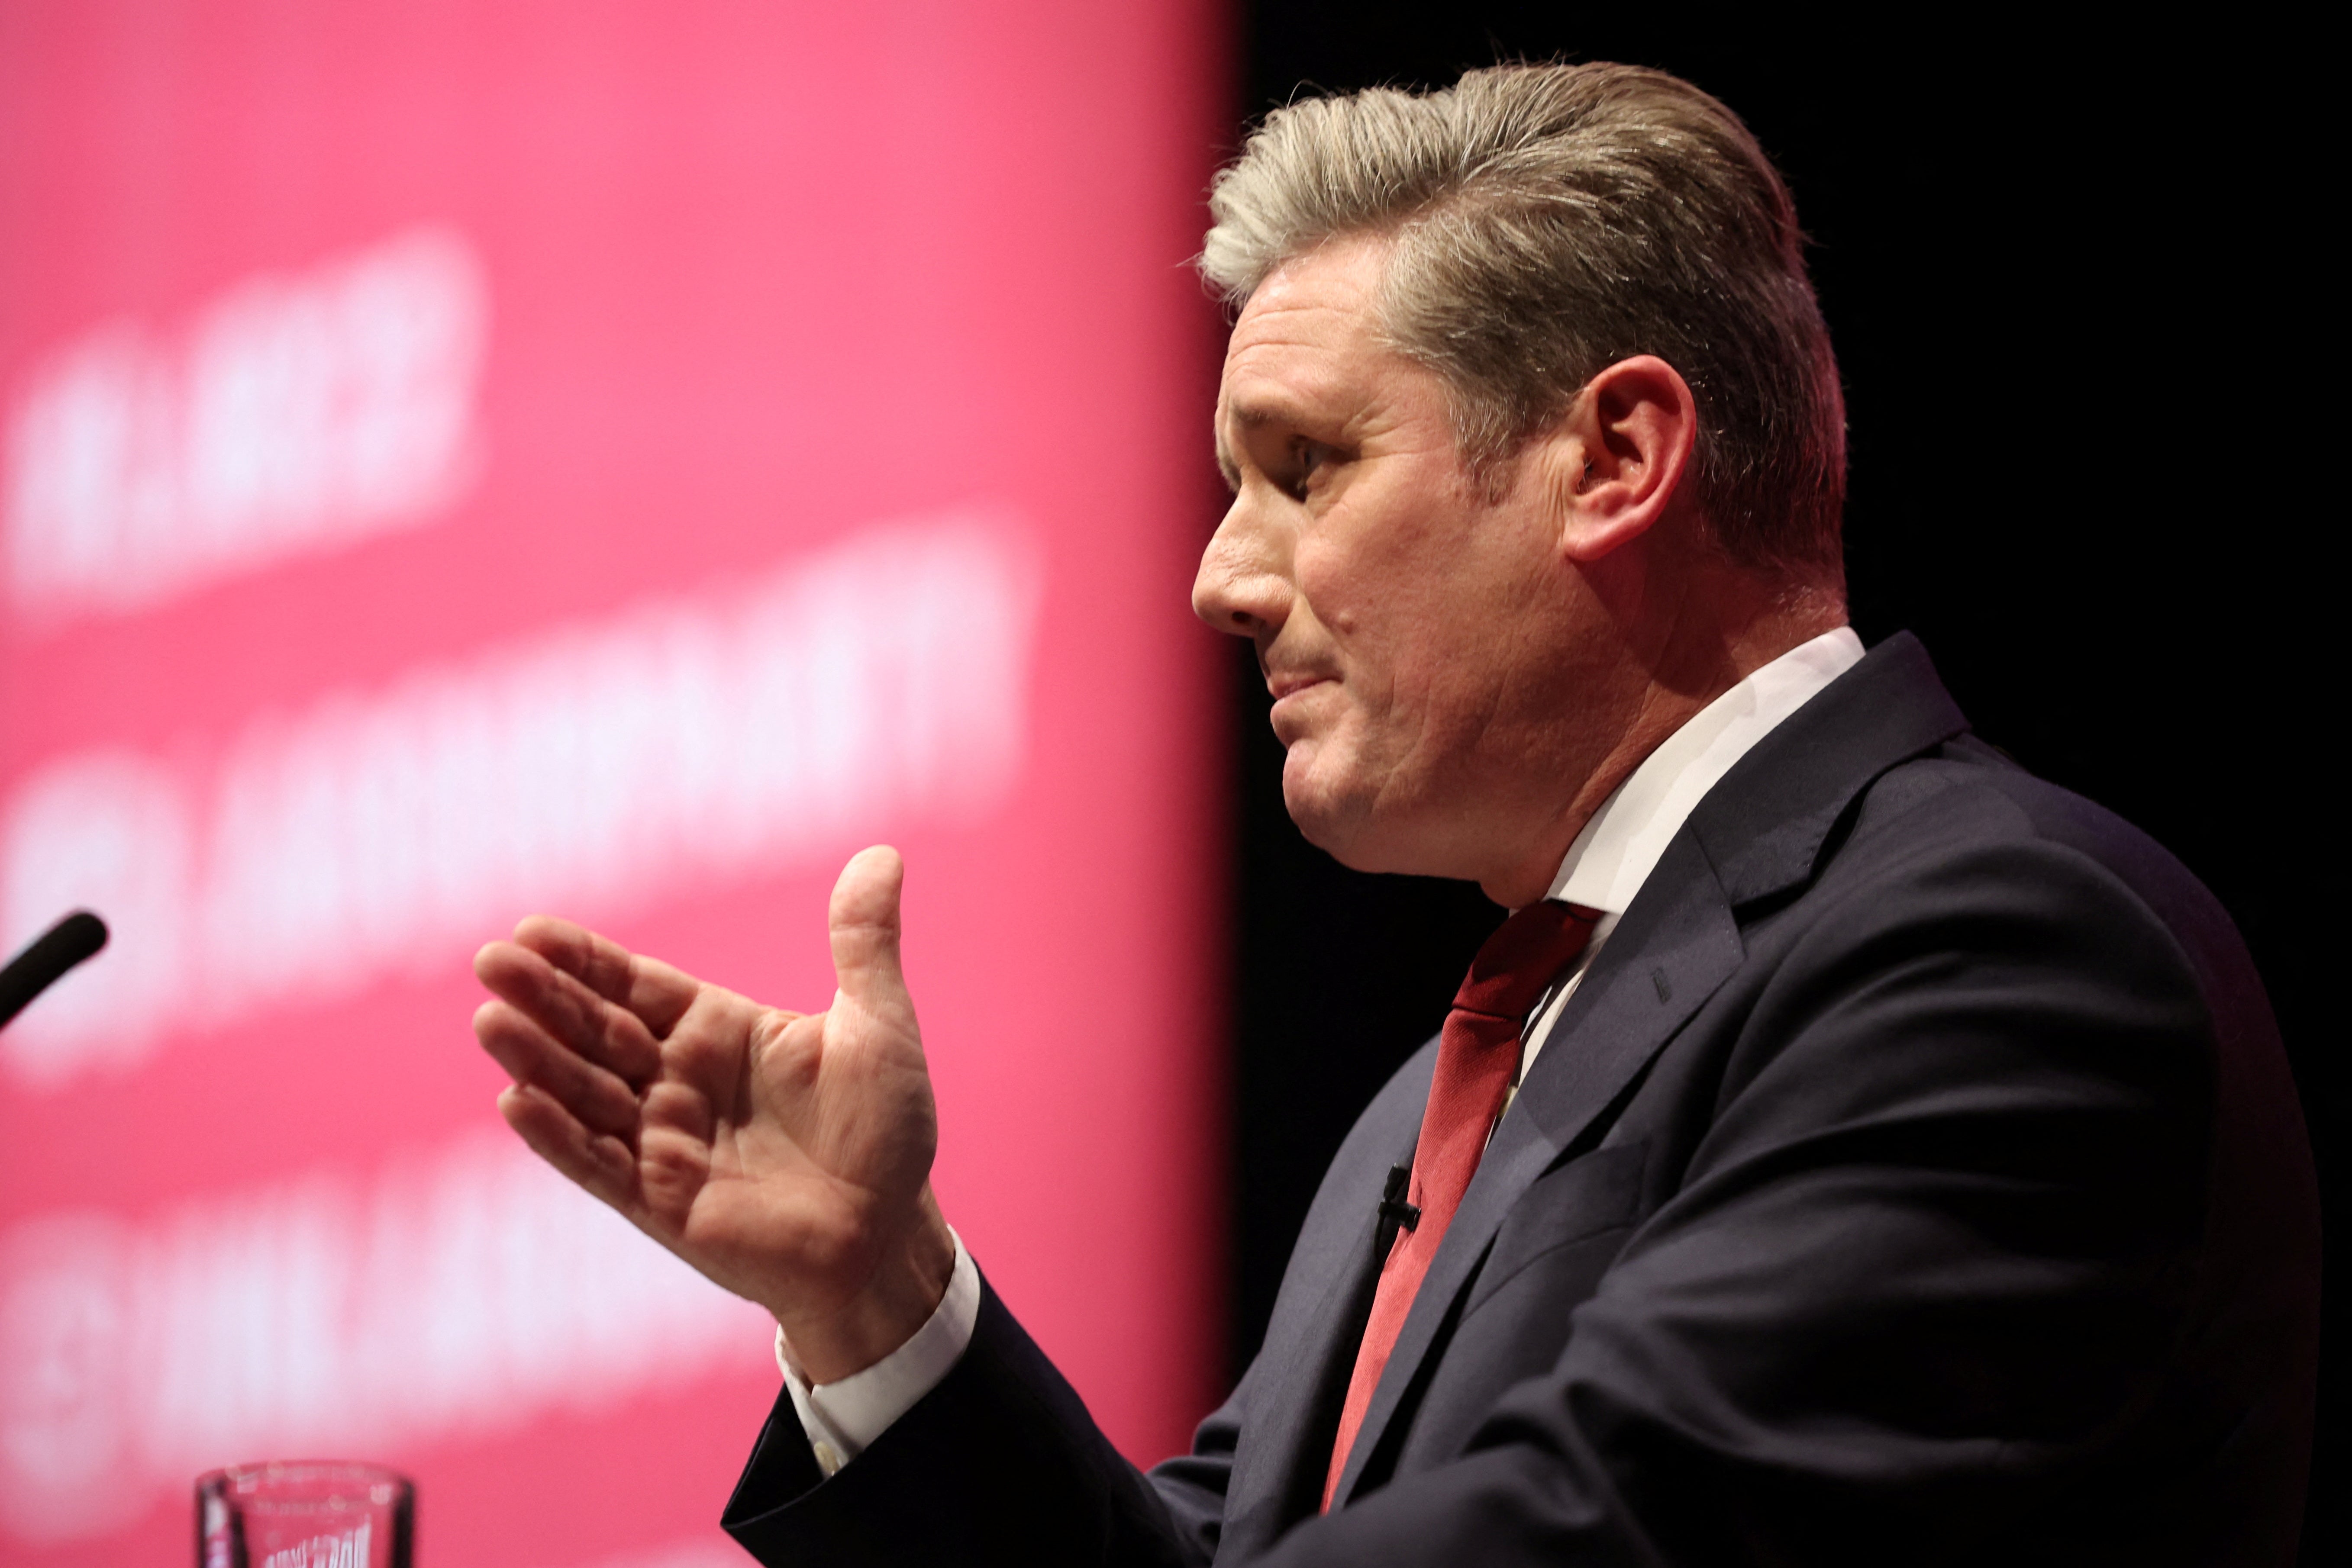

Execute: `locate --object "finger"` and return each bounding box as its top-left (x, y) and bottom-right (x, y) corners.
top-left (498, 1082), bottom-right (641, 1213)
top-left (828, 845), bottom-right (911, 1017)
top-left (474, 997), bottom-right (645, 1137)
top-left (475, 939), bottom-right (664, 1085)
top-left (510, 914), bottom-right (700, 1038)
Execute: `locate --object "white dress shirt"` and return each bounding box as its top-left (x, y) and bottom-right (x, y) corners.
top-left (778, 1233), bottom-right (984, 1476)
top-left (776, 625), bottom-right (1865, 1475)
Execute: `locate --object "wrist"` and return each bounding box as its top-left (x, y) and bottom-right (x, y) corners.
top-left (775, 1189), bottom-right (957, 1385)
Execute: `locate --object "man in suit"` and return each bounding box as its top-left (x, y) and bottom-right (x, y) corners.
top-left (471, 64), bottom-right (2320, 1563)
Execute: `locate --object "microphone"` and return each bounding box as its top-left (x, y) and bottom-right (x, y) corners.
top-left (1374, 1161), bottom-right (1420, 1259)
top-left (0, 910), bottom-right (109, 1030)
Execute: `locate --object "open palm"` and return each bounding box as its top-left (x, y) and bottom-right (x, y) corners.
top-left (473, 847), bottom-right (953, 1372)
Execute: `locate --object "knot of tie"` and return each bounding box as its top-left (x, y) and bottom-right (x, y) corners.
top-left (1455, 898), bottom-right (1602, 1024)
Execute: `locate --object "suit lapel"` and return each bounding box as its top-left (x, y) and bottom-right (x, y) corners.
top-left (1331, 831), bottom-right (1746, 1506)
top-left (1221, 1058), bottom-right (1428, 1551)
top-left (1220, 1166), bottom-right (1392, 1545)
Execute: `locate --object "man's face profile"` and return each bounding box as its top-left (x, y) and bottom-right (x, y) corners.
top-left (1196, 236), bottom-right (1614, 895)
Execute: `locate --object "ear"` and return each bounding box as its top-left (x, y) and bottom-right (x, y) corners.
top-left (1529, 355), bottom-right (1699, 563)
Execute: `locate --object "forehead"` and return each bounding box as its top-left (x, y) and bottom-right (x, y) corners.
top-left (1216, 240), bottom-right (1401, 460)
top-left (1223, 238), bottom-right (1390, 380)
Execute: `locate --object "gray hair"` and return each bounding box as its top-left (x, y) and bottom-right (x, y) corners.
top-left (1201, 62), bottom-right (1847, 584)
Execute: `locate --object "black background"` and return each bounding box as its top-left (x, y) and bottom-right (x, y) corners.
top-left (1216, 6), bottom-right (2336, 1561)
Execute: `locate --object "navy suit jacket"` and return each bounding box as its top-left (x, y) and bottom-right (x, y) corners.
top-left (720, 634), bottom-right (2320, 1565)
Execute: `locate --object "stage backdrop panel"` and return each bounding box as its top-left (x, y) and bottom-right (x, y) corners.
top-left (0, 3), bottom-right (1227, 1563)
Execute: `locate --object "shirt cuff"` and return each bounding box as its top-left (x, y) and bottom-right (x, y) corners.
top-left (774, 1231), bottom-right (980, 1477)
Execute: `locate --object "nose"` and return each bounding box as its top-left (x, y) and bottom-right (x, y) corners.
top-left (1192, 493), bottom-right (1293, 641)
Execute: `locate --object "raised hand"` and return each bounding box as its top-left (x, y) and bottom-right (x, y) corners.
top-left (471, 845), bottom-right (957, 1382)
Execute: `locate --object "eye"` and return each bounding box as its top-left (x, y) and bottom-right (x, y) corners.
top-left (1289, 440), bottom-right (1336, 500)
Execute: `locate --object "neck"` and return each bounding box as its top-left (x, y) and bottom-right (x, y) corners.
top-left (1477, 566), bottom-right (1845, 908)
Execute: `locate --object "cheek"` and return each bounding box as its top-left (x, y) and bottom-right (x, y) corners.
top-left (1289, 536), bottom-right (1349, 634)
top-left (1293, 531), bottom-right (1417, 675)
top-left (1292, 476), bottom-right (1472, 644)
top-left (1292, 576), bottom-right (1449, 754)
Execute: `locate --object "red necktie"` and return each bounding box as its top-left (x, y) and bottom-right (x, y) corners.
top-left (1323, 898), bottom-right (1600, 1510)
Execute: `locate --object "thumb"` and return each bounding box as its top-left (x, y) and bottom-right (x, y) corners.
top-left (828, 845), bottom-right (910, 1016)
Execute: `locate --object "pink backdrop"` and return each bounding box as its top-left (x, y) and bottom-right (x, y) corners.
top-left (0, 3), bottom-right (1227, 1563)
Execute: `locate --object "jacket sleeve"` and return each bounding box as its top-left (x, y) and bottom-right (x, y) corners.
top-left (722, 1274), bottom-right (1237, 1567)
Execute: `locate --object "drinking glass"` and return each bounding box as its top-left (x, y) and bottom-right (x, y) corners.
top-left (196, 1462), bottom-right (414, 1568)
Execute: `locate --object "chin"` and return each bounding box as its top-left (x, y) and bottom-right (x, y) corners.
top-left (1281, 755), bottom-right (1484, 883)
top-left (1280, 762), bottom-right (1410, 875)
top-left (1280, 750), bottom-right (1368, 862)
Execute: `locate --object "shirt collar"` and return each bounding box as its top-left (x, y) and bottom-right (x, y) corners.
top-left (1547, 627), bottom-right (1864, 914)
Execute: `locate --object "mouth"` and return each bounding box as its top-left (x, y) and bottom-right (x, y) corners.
top-left (1265, 670), bottom-right (1335, 702)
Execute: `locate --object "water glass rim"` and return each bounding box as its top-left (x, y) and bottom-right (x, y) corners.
top-left (197, 1461), bottom-right (413, 1502)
